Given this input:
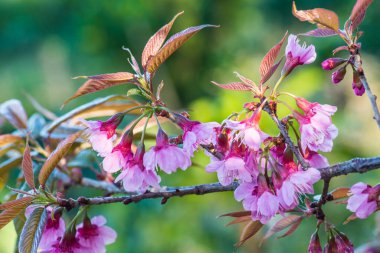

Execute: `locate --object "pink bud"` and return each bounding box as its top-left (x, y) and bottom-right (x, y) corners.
top-left (331, 66), bottom-right (347, 84)
top-left (99, 113), bottom-right (124, 138)
top-left (321, 58), bottom-right (346, 70)
top-left (296, 97), bottom-right (313, 113)
top-left (352, 71), bottom-right (365, 96)
top-left (308, 231), bottom-right (322, 253)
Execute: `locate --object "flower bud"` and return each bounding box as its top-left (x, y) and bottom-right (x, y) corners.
top-left (99, 113), bottom-right (125, 138)
top-left (308, 231), bottom-right (322, 253)
top-left (352, 71), bottom-right (365, 96)
top-left (321, 58), bottom-right (346, 70)
top-left (331, 66), bottom-right (347, 84)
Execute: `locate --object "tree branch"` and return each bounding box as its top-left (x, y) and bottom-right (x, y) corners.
top-left (56, 156), bottom-right (380, 208)
top-left (263, 103), bottom-right (309, 168)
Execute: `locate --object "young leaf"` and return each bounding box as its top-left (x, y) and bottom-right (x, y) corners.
top-left (0, 196), bottom-right (34, 211)
top-left (25, 93), bottom-right (57, 120)
top-left (259, 32), bottom-right (287, 84)
top-left (260, 58), bottom-right (283, 85)
top-left (330, 187), bottom-right (350, 200)
top-left (22, 141), bottom-right (35, 189)
top-left (0, 156), bottom-right (23, 177)
top-left (236, 220), bottom-right (263, 247)
top-left (142, 11), bottom-right (184, 68)
top-left (262, 215), bottom-right (302, 242)
top-left (219, 211), bottom-right (252, 218)
top-left (292, 2), bottom-right (340, 31)
top-left (211, 81), bottom-right (252, 91)
top-left (64, 72), bottom-right (137, 106)
top-left (48, 95), bottom-right (138, 134)
top-left (0, 99), bottom-right (28, 129)
top-left (348, 0), bottom-right (373, 32)
top-left (300, 28), bottom-right (338, 37)
top-left (277, 217), bottom-right (303, 238)
top-left (0, 205), bottom-right (30, 230)
top-left (18, 207), bottom-right (47, 253)
top-left (0, 134), bottom-right (23, 147)
top-left (226, 215), bottom-right (252, 226)
top-left (38, 131), bottom-right (82, 186)
top-left (343, 213), bottom-right (358, 224)
top-left (145, 24), bottom-right (218, 74)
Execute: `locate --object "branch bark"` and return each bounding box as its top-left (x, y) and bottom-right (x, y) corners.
top-left (57, 156), bottom-right (380, 208)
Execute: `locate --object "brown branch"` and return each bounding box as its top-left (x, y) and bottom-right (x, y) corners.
top-left (263, 103), bottom-right (309, 168)
top-left (352, 53), bottom-right (380, 128)
top-left (56, 156), bottom-right (380, 208)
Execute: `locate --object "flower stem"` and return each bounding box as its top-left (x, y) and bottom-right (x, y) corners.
top-left (271, 75), bottom-right (285, 97)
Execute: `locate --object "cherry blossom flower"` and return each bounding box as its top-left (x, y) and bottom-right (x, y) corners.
top-left (223, 110), bottom-right (268, 151)
top-left (347, 182), bottom-right (379, 219)
top-left (234, 176), bottom-right (279, 224)
top-left (294, 98), bottom-right (338, 153)
top-left (40, 231), bottom-right (89, 253)
top-left (81, 113), bottom-right (124, 156)
top-left (25, 206), bottom-right (65, 251)
top-left (303, 149), bottom-right (329, 169)
top-left (143, 128), bottom-right (191, 174)
top-left (115, 144), bottom-right (161, 192)
top-left (102, 130), bottom-right (134, 173)
top-left (76, 215), bottom-right (117, 253)
top-left (282, 34), bottom-right (316, 76)
top-left (206, 141), bottom-right (253, 186)
top-left (276, 167), bottom-right (320, 210)
top-left (175, 114), bottom-right (220, 156)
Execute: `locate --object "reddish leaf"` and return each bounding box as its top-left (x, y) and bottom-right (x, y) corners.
top-left (262, 215), bottom-right (302, 242)
top-left (0, 99), bottom-right (28, 129)
top-left (211, 81), bottom-right (252, 91)
top-left (292, 2), bottom-right (340, 31)
top-left (219, 211), bottom-right (251, 218)
top-left (260, 58), bottom-right (283, 85)
top-left (226, 215), bottom-right (252, 226)
top-left (142, 12), bottom-right (184, 68)
top-left (343, 213), bottom-right (358, 224)
top-left (330, 187), bottom-right (350, 200)
top-left (277, 216), bottom-right (303, 238)
top-left (333, 45), bottom-right (349, 55)
top-left (0, 197), bottom-right (34, 211)
top-left (38, 131), bottom-right (82, 186)
top-left (236, 220), bottom-right (263, 247)
top-left (0, 205), bottom-right (30, 230)
top-left (259, 32), bottom-right (287, 84)
top-left (64, 72), bottom-right (136, 105)
top-left (0, 134), bottom-right (23, 147)
top-left (22, 141), bottom-right (35, 189)
top-left (300, 28), bottom-right (338, 37)
top-left (145, 24), bottom-right (218, 74)
top-left (348, 0), bottom-right (373, 32)
top-left (234, 72), bottom-right (256, 87)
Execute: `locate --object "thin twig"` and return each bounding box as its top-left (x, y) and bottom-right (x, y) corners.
top-left (56, 156), bottom-right (380, 208)
top-left (263, 103), bottom-right (309, 168)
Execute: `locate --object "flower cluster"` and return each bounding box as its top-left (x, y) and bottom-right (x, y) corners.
top-left (346, 182), bottom-right (380, 219)
top-left (25, 206), bottom-right (116, 253)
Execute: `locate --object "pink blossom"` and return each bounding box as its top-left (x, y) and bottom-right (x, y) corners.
top-left (234, 176), bottom-right (279, 224)
top-left (76, 215), bottom-right (117, 253)
top-left (347, 182), bottom-right (379, 219)
top-left (80, 113), bottom-right (124, 156)
top-left (282, 34), bottom-right (316, 76)
top-left (223, 110), bottom-right (268, 151)
top-left (115, 145), bottom-right (161, 192)
top-left (294, 98), bottom-right (338, 153)
top-left (102, 130), bottom-right (133, 173)
top-left (352, 71), bottom-right (365, 96)
top-left (176, 114), bottom-right (220, 156)
top-left (304, 149), bottom-right (329, 169)
top-left (143, 129), bottom-right (191, 174)
top-left (277, 168), bottom-right (320, 210)
top-left (25, 206), bottom-right (65, 251)
top-left (40, 236), bottom-right (89, 253)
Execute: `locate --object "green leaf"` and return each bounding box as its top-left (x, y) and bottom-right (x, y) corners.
top-left (38, 131), bottom-right (82, 186)
top-left (18, 207), bottom-right (47, 253)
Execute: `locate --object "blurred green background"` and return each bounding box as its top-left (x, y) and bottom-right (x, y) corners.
top-left (1, 0), bottom-right (380, 252)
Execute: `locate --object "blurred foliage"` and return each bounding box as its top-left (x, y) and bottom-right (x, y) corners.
top-left (1, 0), bottom-right (380, 252)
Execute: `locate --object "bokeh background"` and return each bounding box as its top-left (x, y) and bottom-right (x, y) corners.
top-left (1, 0), bottom-right (380, 252)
